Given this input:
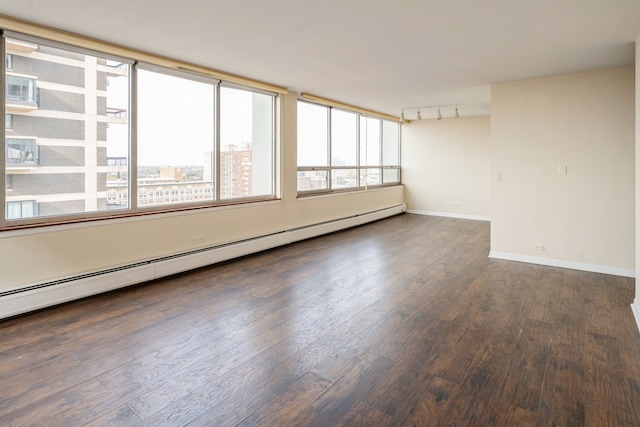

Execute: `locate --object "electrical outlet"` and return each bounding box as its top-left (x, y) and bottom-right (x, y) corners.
top-left (191, 235), bottom-right (205, 244)
top-left (533, 244), bottom-right (545, 251)
top-left (450, 202), bottom-right (459, 207)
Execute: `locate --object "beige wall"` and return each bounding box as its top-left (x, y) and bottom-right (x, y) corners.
top-left (491, 66), bottom-right (635, 274)
top-left (402, 116), bottom-right (491, 219)
top-left (0, 92), bottom-right (404, 291)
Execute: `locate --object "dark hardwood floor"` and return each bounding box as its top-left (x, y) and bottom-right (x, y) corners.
top-left (1, 213), bottom-right (640, 426)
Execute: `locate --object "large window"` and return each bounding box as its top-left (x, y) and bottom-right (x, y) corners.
top-left (297, 101), bottom-right (400, 194)
top-left (382, 120), bottom-right (401, 184)
top-left (137, 67), bottom-right (216, 207)
top-left (331, 109), bottom-right (358, 190)
top-left (1, 32), bottom-right (277, 227)
top-left (4, 35), bottom-right (130, 219)
top-left (297, 102), bottom-right (329, 190)
top-left (219, 86), bottom-right (274, 200)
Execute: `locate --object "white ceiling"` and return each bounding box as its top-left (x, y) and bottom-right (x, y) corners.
top-left (1, 0), bottom-right (640, 119)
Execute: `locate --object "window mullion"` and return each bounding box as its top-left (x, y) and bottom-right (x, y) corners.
top-left (272, 94), bottom-right (277, 197)
top-left (130, 62), bottom-right (138, 210)
top-left (214, 82), bottom-right (221, 202)
top-left (398, 123), bottom-right (402, 183)
top-left (378, 118), bottom-right (383, 168)
top-left (356, 114), bottom-right (361, 186)
top-left (1, 36), bottom-right (6, 223)
top-left (327, 107), bottom-right (332, 190)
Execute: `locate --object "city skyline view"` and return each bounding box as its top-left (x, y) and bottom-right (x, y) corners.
top-left (5, 35), bottom-right (275, 220)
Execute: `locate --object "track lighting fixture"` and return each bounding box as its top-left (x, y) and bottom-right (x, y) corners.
top-left (399, 104), bottom-right (461, 121)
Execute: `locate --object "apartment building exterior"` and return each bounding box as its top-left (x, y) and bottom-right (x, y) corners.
top-left (219, 143), bottom-right (253, 199)
top-left (5, 36), bottom-right (127, 219)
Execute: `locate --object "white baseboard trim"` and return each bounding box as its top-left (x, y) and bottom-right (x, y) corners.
top-left (489, 251), bottom-right (635, 278)
top-left (407, 209), bottom-right (490, 222)
top-left (631, 300), bottom-right (640, 333)
top-left (0, 205), bottom-right (405, 320)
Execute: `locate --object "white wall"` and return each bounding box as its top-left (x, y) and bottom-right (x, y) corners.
top-left (0, 92), bottom-right (404, 292)
top-left (491, 66), bottom-right (635, 276)
top-left (402, 116), bottom-right (491, 220)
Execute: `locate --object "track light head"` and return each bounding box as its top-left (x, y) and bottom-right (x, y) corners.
top-left (399, 104), bottom-right (461, 122)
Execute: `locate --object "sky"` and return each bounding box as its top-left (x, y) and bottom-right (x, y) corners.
top-left (106, 67), bottom-right (398, 169)
top-left (107, 67), bottom-right (253, 167)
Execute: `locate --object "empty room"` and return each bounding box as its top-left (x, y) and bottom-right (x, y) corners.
top-left (1, 1), bottom-right (640, 425)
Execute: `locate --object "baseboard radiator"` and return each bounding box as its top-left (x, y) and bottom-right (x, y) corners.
top-left (0, 204), bottom-right (406, 320)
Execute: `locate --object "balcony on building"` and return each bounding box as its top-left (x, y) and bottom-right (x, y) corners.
top-left (106, 156), bottom-right (128, 180)
top-left (6, 138), bottom-right (39, 170)
top-left (6, 39), bottom-right (37, 54)
top-left (101, 60), bottom-right (129, 78)
top-left (105, 107), bottom-right (127, 124)
top-left (6, 74), bottom-right (38, 112)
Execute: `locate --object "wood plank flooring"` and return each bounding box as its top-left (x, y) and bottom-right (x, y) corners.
top-left (1, 213), bottom-right (639, 426)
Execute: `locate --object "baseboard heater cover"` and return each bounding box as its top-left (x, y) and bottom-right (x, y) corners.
top-left (0, 204), bottom-right (405, 319)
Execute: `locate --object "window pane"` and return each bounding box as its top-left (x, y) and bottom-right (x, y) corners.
top-left (383, 168), bottom-right (400, 184)
top-left (105, 60), bottom-right (129, 210)
top-left (6, 200), bottom-right (36, 219)
top-left (6, 138), bottom-right (37, 164)
top-left (137, 68), bottom-right (214, 207)
top-left (6, 201), bottom-right (21, 219)
top-left (4, 37), bottom-right (130, 219)
top-left (331, 109), bottom-right (357, 166)
top-left (297, 170), bottom-right (328, 192)
top-left (382, 120), bottom-right (400, 166)
top-left (360, 117), bottom-right (381, 166)
top-left (21, 200), bottom-right (35, 217)
top-left (360, 168), bottom-right (381, 187)
top-left (220, 86), bottom-right (274, 200)
top-left (6, 75), bottom-right (36, 104)
top-left (297, 102), bottom-right (328, 167)
top-left (332, 169), bottom-right (358, 189)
